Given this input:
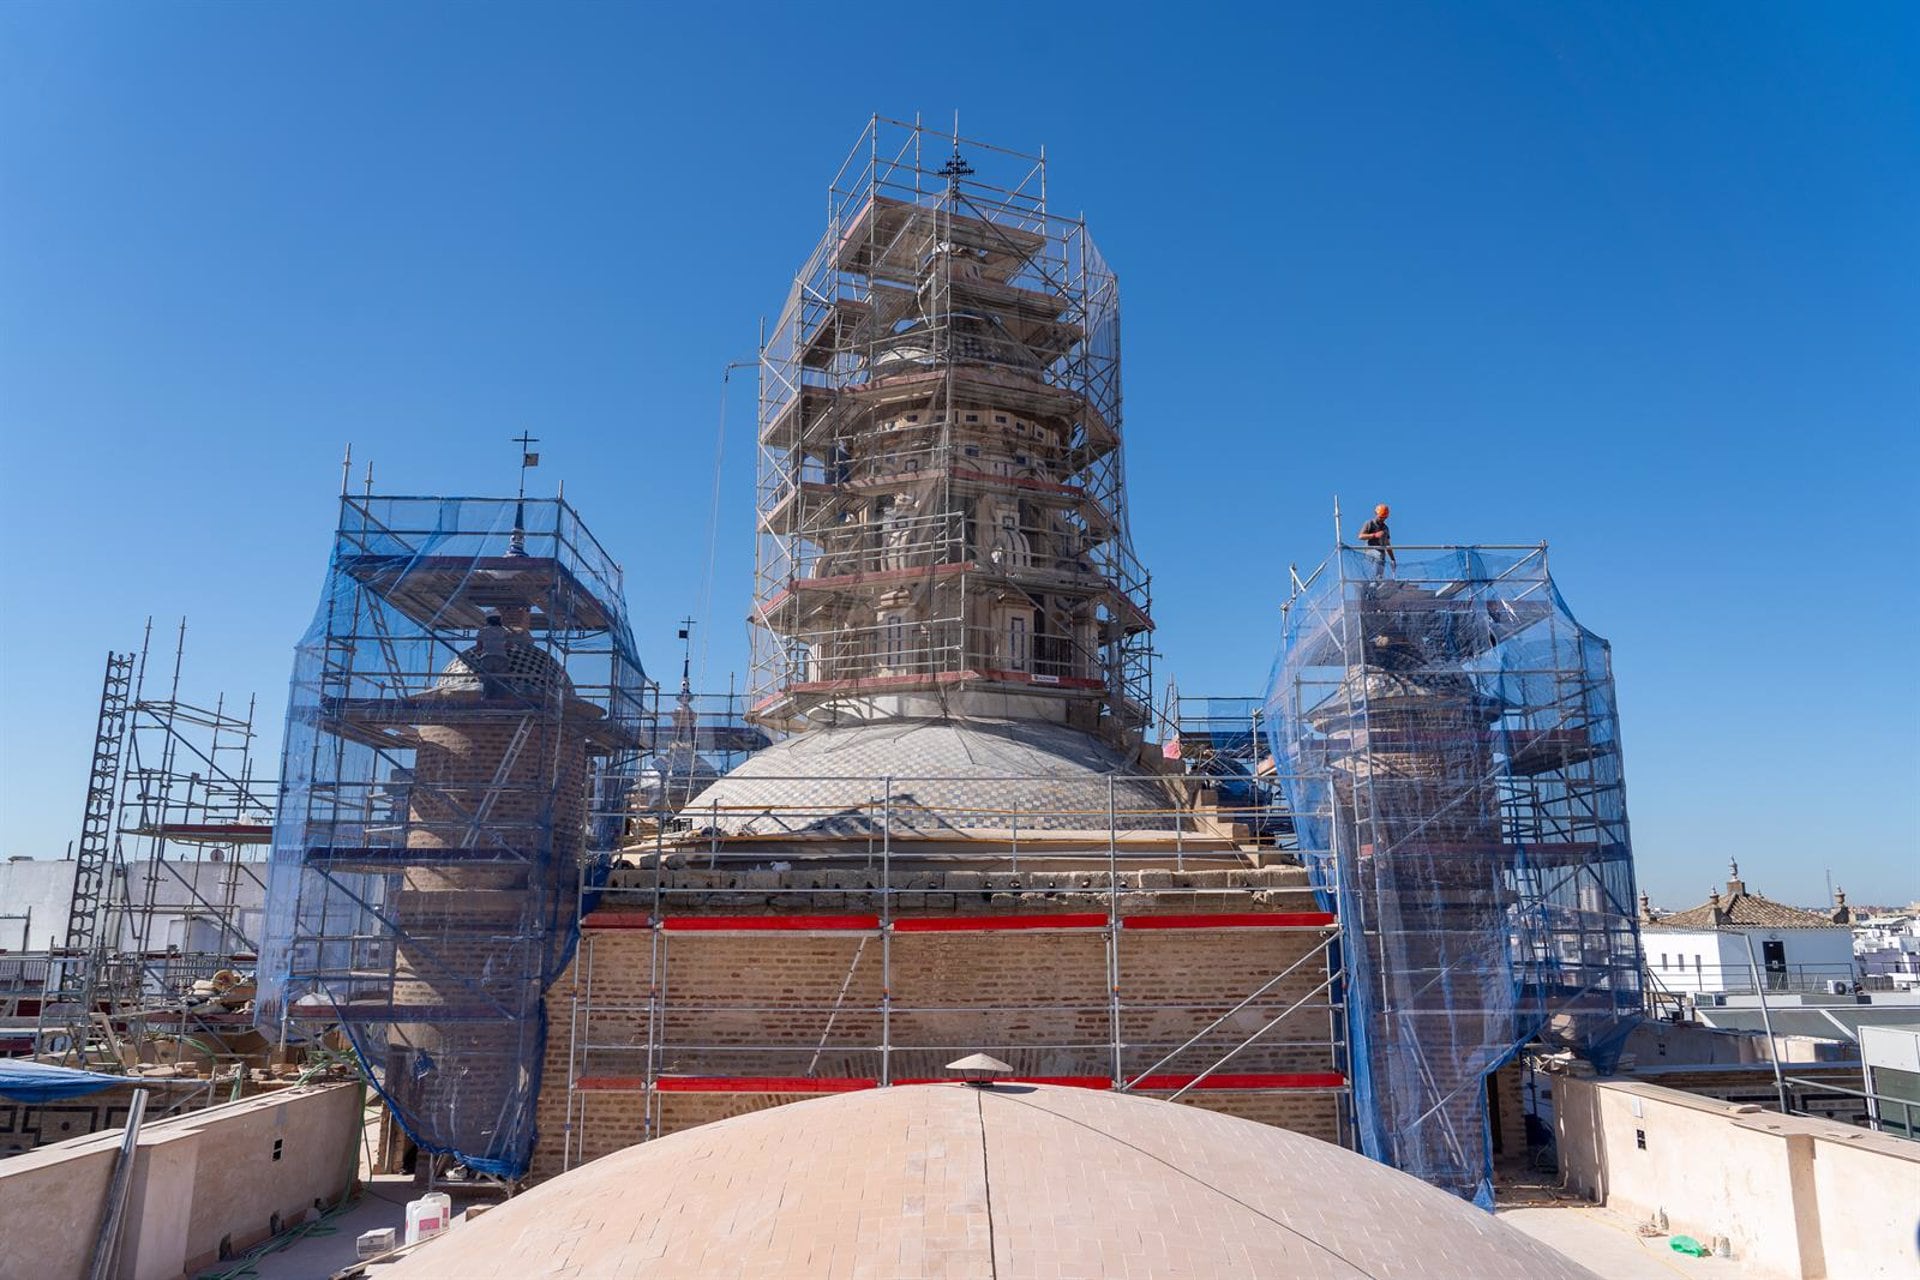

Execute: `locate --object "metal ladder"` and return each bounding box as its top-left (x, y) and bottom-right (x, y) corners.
top-left (36, 652), bottom-right (136, 1064)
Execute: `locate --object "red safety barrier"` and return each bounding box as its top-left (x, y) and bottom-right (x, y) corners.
top-left (652, 1076), bottom-right (878, 1094)
top-left (1130, 1072), bottom-right (1347, 1090)
top-left (660, 915), bottom-right (882, 933)
top-left (1121, 912), bottom-right (1336, 930)
top-left (892, 913), bottom-right (1110, 933)
top-left (893, 1076), bottom-right (1113, 1089)
top-left (575, 1072), bottom-right (1345, 1093)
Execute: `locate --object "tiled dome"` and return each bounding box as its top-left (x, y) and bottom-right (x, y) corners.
top-left (681, 717), bottom-right (1172, 837)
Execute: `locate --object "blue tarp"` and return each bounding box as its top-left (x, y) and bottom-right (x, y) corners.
top-left (0, 1059), bottom-right (141, 1103)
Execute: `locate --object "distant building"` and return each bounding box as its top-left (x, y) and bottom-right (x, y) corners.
top-left (1641, 862), bottom-right (1855, 995)
top-left (1853, 909), bottom-right (1920, 992)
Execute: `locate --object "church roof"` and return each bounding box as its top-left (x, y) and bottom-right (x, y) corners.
top-left (1647, 863), bottom-right (1845, 930)
top-left (384, 1083), bottom-right (1597, 1279)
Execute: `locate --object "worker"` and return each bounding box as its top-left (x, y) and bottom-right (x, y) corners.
top-left (476, 613), bottom-right (511, 696)
top-left (1358, 503), bottom-right (1395, 578)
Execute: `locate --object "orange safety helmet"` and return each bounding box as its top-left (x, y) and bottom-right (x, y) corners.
top-left (1375, 504), bottom-right (1390, 517)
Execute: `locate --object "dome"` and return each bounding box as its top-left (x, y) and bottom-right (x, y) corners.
top-left (384, 1083), bottom-right (1596, 1279)
top-left (679, 717), bottom-right (1173, 837)
top-left (433, 639), bottom-right (573, 698)
top-left (636, 745), bottom-right (722, 811)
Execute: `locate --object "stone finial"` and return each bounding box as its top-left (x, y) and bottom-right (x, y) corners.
top-left (1726, 859), bottom-right (1746, 898)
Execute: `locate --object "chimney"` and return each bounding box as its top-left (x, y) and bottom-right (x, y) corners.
top-left (1726, 858), bottom-right (1746, 898)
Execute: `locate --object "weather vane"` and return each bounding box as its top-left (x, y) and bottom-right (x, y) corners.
top-left (509, 431), bottom-right (541, 556)
top-left (513, 432), bottom-right (541, 501)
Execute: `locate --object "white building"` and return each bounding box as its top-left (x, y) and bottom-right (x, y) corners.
top-left (0, 856), bottom-right (266, 958)
top-left (1854, 909), bottom-right (1920, 991)
top-left (1641, 862), bottom-right (1856, 996)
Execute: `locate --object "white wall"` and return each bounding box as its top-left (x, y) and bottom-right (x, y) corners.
top-left (0, 858), bottom-right (266, 956)
top-left (0, 860), bottom-right (77, 951)
top-left (1645, 927), bottom-right (1855, 994)
top-left (1554, 1074), bottom-right (1920, 1280)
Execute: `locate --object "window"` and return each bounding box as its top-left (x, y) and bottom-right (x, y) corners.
top-left (995, 414), bottom-right (1009, 424)
top-left (1694, 956), bottom-right (1703, 975)
top-left (963, 445), bottom-right (981, 458)
top-left (965, 413), bottom-right (979, 422)
top-left (1659, 954), bottom-right (1668, 969)
top-left (906, 413), bottom-right (920, 423)
top-left (1007, 614), bottom-right (1030, 672)
top-left (881, 612), bottom-right (906, 669)
top-left (993, 512), bottom-right (1031, 568)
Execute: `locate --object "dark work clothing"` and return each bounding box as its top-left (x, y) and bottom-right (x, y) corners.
top-left (1359, 517), bottom-right (1393, 578)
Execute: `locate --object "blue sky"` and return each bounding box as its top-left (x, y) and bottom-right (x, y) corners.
top-left (1, 3), bottom-right (1914, 908)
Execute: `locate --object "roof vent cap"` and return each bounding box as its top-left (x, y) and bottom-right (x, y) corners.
top-left (946, 1053), bottom-right (1014, 1087)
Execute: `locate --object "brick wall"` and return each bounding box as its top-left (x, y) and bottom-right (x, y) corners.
top-left (528, 867), bottom-right (1344, 1181)
top-left (384, 708), bottom-right (588, 1167)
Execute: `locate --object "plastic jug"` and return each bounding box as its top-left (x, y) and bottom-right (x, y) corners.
top-left (405, 1192), bottom-right (452, 1245)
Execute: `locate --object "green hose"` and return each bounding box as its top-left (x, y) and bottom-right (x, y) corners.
top-left (192, 1188), bottom-right (362, 1280)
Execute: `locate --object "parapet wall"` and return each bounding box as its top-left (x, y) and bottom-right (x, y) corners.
top-left (0, 1082), bottom-right (359, 1280)
top-left (532, 865), bottom-right (1345, 1180)
top-left (1554, 1074), bottom-right (1920, 1280)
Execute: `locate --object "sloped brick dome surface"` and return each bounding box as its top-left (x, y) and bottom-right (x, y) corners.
top-left (386, 1083), bottom-right (1597, 1279)
top-left (435, 640), bottom-right (573, 696)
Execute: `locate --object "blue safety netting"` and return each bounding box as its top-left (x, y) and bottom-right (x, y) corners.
top-left (1266, 546), bottom-right (1642, 1207)
top-left (0, 1059), bottom-right (150, 1103)
top-left (256, 495), bottom-right (648, 1178)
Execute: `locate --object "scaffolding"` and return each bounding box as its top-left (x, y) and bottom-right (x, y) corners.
top-left (1267, 544), bottom-right (1643, 1206)
top-left (558, 772), bottom-right (1350, 1171)
top-left (255, 494), bottom-right (649, 1179)
top-left (34, 622), bottom-right (275, 1071)
top-left (751, 117), bottom-right (1152, 738)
